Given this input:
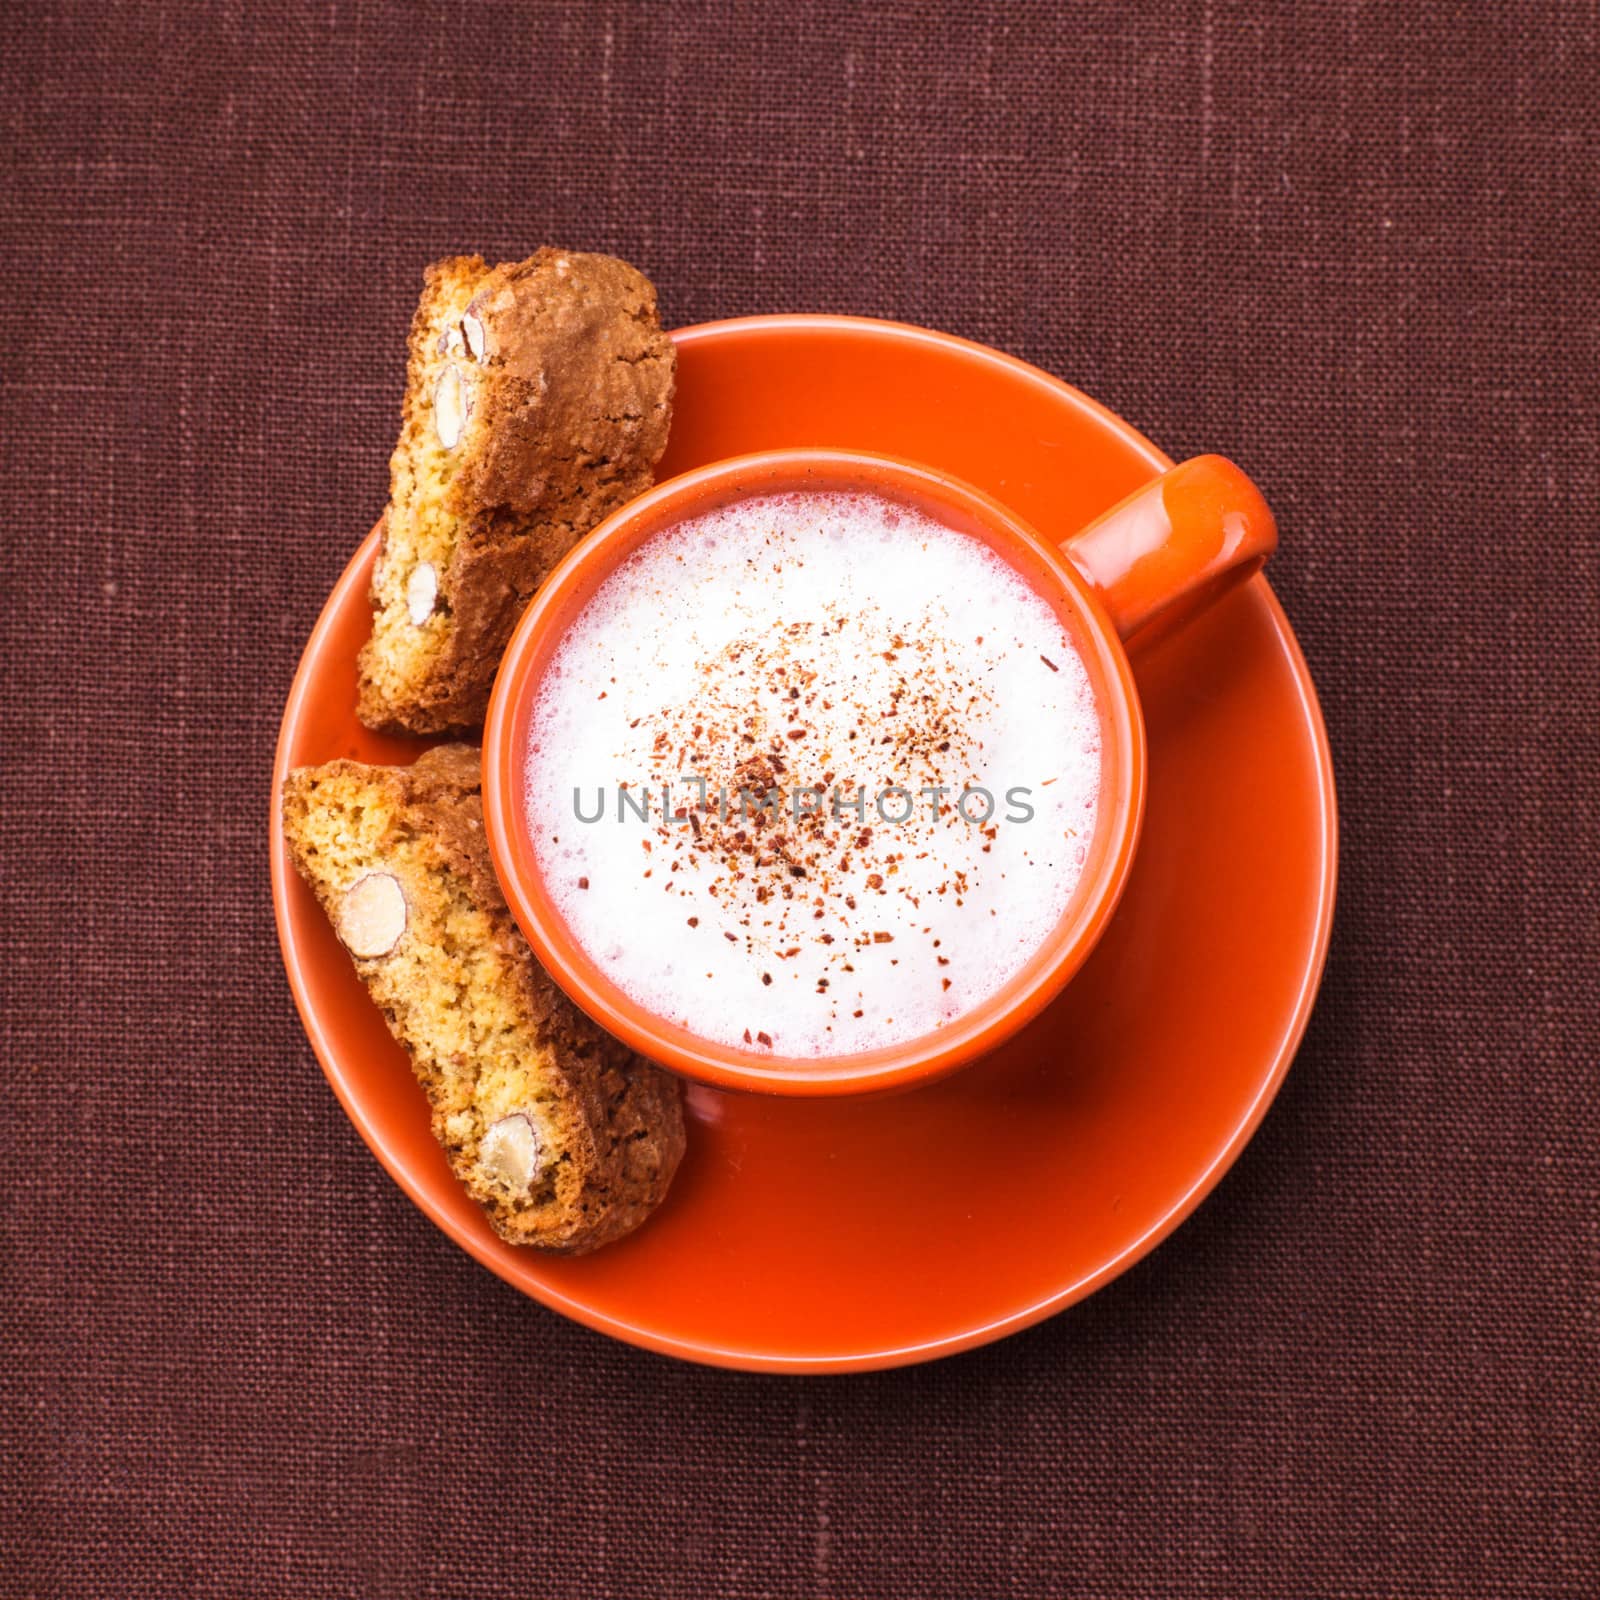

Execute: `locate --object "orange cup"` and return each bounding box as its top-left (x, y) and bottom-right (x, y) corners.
top-left (483, 448), bottom-right (1275, 1096)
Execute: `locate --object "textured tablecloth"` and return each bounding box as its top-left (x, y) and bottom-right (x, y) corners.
top-left (4, 2), bottom-right (1596, 1595)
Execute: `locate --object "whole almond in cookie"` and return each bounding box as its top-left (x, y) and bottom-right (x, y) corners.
top-left (480, 1113), bottom-right (542, 1192)
top-left (336, 871), bottom-right (407, 958)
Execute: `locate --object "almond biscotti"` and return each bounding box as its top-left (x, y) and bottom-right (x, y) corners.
top-left (281, 744), bottom-right (686, 1253)
top-left (358, 249), bottom-right (675, 734)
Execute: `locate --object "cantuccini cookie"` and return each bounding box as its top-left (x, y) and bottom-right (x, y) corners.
top-left (358, 249), bottom-right (675, 734)
top-left (281, 744), bottom-right (686, 1253)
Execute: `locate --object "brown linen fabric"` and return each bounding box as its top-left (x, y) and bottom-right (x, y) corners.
top-left (2, 2), bottom-right (1595, 1595)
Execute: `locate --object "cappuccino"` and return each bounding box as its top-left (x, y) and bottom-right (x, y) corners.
top-left (525, 490), bottom-right (1100, 1057)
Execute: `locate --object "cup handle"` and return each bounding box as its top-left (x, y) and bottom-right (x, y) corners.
top-left (1061, 455), bottom-right (1277, 649)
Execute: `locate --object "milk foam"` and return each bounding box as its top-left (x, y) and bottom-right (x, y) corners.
top-left (525, 491), bottom-right (1100, 1058)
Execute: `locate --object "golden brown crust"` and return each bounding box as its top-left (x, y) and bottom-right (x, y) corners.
top-left (356, 249), bottom-right (675, 734)
top-left (281, 744), bottom-right (686, 1253)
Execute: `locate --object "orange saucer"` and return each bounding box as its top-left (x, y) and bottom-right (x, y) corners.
top-left (271, 316), bottom-right (1337, 1372)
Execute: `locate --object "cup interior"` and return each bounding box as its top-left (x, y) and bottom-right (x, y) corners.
top-left (482, 450), bottom-right (1146, 1095)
